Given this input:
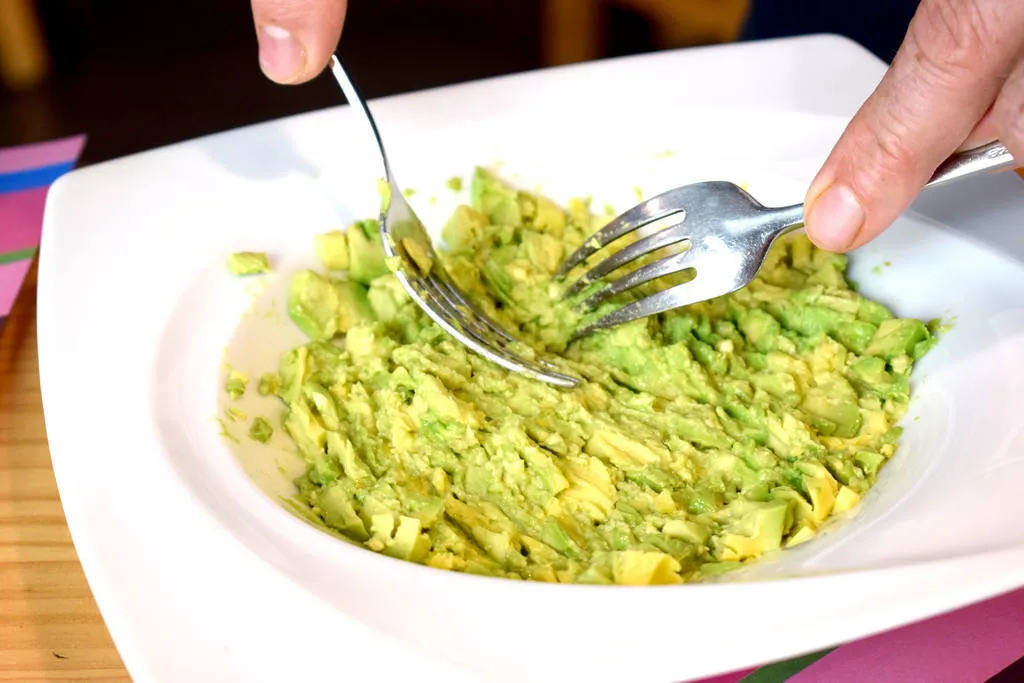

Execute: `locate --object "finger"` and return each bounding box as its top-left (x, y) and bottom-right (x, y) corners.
top-left (991, 56), bottom-right (1024, 164)
top-left (804, 0), bottom-right (1024, 252)
top-left (959, 104), bottom-right (999, 150)
top-left (251, 0), bottom-right (348, 84)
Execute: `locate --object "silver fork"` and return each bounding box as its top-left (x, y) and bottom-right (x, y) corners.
top-left (327, 56), bottom-right (580, 389)
top-left (559, 141), bottom-right (1016, 339)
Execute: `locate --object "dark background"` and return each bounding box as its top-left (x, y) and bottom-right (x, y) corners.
top-left (0, 1), bottom-right (671, 166)
top-left (0, 1), bottom-right (915, 167)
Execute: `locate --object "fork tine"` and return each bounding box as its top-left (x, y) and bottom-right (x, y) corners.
top-left (434, 277), bottom-right (568, 372)
top-left (556, 197), bottom-right (685, 278)
top-left (420, 276), bottom-right (515, 352)
top-left (571, 276), bottom-right (732, 341)
top-left (578, 247), bottom-right (697, 312)
top-left (563, 221), bottom-right (689, 298)
top-left (433, 277), bottom-right (571, 373)
top-left (432, 276), bottom-right (514, 343)
top-left (428, 276), bottom-right (510, 346)
top-left (416, 275), bottom-right (580, 388)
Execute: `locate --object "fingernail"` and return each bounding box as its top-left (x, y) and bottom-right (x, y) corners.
top-left (805, 183), bottom-right (865, 252)
top-left (258, 24), bottom-right (306, 83)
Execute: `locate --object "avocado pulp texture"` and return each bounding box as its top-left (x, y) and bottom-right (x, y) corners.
top-left (252, 167), bottom-right (935, 585)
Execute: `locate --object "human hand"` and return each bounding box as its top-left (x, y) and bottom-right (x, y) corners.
top-left (251, 0), bottom-right (348, 84)
top-left (804, 1), bottom-right (1024, 252)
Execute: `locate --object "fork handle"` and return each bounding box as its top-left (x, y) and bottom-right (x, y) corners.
top-left (924, 140), bottom-right (1016, 190)
top-left (769, 140), bottom-right (1017, 238)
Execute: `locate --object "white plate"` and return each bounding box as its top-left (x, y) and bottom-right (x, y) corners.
top-left (39, 34), bottom-right (1024, 683)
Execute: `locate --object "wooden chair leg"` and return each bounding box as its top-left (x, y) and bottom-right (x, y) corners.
top-left (625, 0), bottom-right (749, 48)
top-left (0, 0), bottom-right (50, 90)
top-left (541, 0), bottom-right (602, 66)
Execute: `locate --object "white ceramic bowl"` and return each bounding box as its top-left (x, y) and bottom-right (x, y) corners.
top-left (40, 35), bottom-right (1024, 683)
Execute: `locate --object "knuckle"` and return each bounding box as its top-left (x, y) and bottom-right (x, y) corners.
top-left (862, 102), bottom-right (920, 177)
top-left (837, 106), bottom-right (920, 204)
top-left (910, 0), bottom-right (992, 81)
top-left (875, 131), bottom-right (918, 177)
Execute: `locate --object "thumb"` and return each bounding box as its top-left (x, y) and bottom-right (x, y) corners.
top-left (251, 0), bottom-right (348, 84)
top-left (804, 0), bottom-right (1024, 253)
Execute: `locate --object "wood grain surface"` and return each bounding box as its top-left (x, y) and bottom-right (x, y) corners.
top-left (0, 260), bottom-right (129, 681)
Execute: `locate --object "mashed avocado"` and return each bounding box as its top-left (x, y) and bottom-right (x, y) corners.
top-left (247, 167), bottom-right (935, 585)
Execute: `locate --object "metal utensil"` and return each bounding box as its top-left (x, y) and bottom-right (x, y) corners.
top-left (327, 55), bottom-right (580, 388)
top-left (559, 141), bottom-right (1017, 339)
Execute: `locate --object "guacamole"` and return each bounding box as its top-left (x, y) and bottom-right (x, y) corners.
top-left (244, 168), bottom-right (935, 585)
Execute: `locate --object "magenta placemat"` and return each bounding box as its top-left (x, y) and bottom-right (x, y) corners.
top-left (0, 135), bottom-right (86, 328)
top-left (688, 587), bottom-right (1024, 683)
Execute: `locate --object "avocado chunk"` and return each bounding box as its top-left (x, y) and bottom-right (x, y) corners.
top-left (847, 356), bottom-right (909, 401)
top-left (775, 304), bottom-right (843, 336)
top-left (833, 486), bottom-right (861, 514)
top-left (224, 370), bottom-right (248, 400)
top-left (798, 461), bottom-right (839, 524)
top-left (801, 375), bottom-right (862, 438)
top-left (715, 499), bottom-right (789, 561)
top-left (738, 309), bottom-right (780, 352)
top-left (346, 220), bottom-right (390, 284)
top-left (314, 230), bottom-right (349, 271)
top-left (441, 205), bottom-right (488, 254)
top-left (226, 251), bottom-right (270, 275)
top-left (865, 318), bottom-right (929, 359)
top-left (316, 486), bottom-right (369, 541)
top-left (530, 195), bottom-right (567, 237)
top-left (367, 275), bottom-right (413, 324)
top-left (287, 270), bottom-right (373, 341)
top-left (471, 167), bottom-right (522, 226)
top-left (257, 372), bottom-right (281, 396)
top-left (522, 231), bottom-right (563, 273)
top-left (287, 271), bottom-right (339, 340)
top-left (608, 550), bottom-right (683, 585)
top-left (370, 514), bottom-right (431, 562)
top-left (832, 320), bottom-right (877, 354)
top-left (858, 298), bottom-right (893, 325)
top-left (248, 417), bottom-right (273, 443)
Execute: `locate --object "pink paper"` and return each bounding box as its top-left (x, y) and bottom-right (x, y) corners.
top-left (790, 589), bottom-right (1024, 683)
top-left (0, 187), bottom-right (48, 254)
top-left (0, 135), bottom-right (86, 175)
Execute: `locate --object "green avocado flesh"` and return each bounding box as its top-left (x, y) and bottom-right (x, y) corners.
top-left (242, 167), bottom-right (935, 585)
top-left (227, 251), bottom-right (271, 275)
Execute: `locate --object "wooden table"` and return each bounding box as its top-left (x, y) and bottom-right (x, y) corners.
top-left (0, 260), bottom-right (129, 681)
